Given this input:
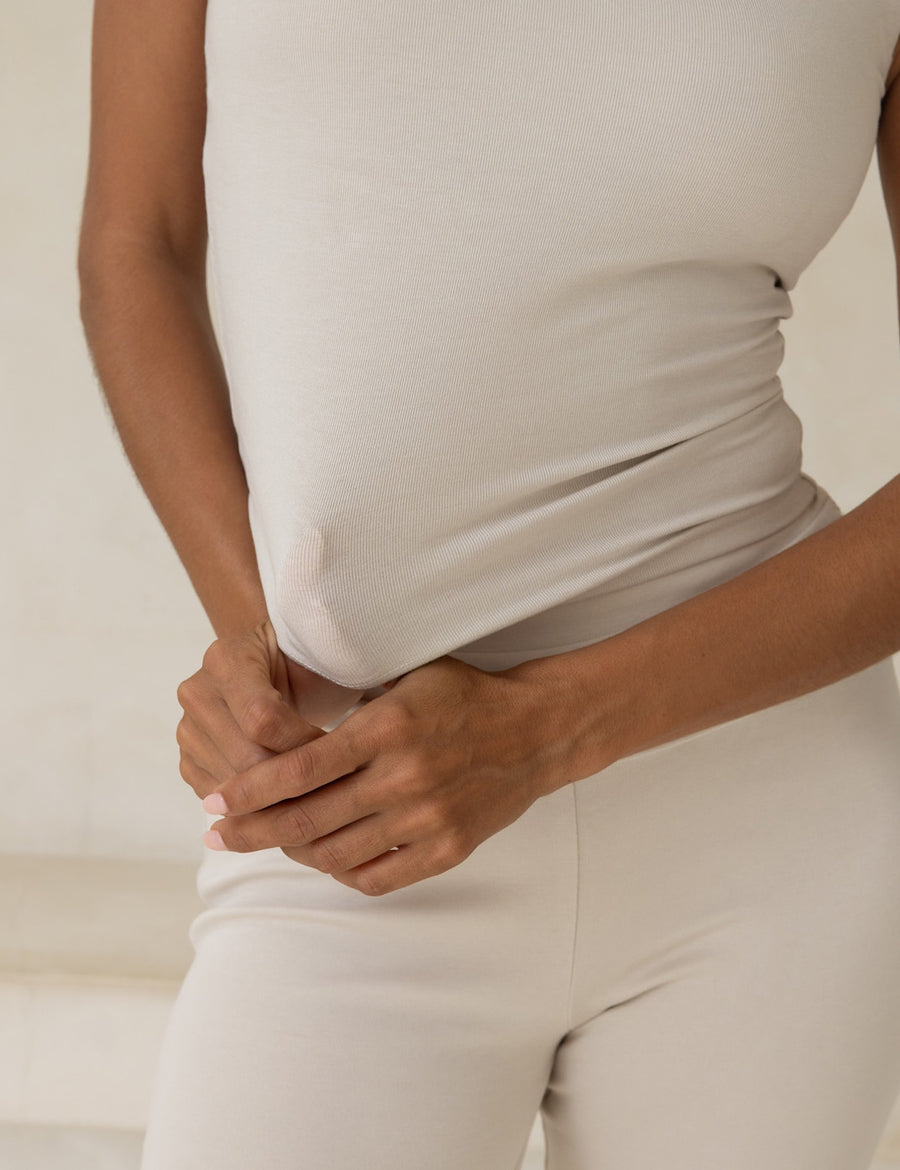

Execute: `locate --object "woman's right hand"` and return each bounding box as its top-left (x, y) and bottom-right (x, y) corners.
top-left (175, 617), bottom-right (370, 802)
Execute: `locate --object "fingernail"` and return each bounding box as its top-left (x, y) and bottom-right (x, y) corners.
top-left (202, 792), bottom-right (229, 815)
top-left (203, 829), bottom-right (228, 851)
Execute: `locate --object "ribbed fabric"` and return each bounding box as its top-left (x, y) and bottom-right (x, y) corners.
top-left (202, 0), bottom-right (900, 689)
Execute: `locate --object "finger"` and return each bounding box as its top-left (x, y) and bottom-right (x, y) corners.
top-left (273, 809), bottom-right (397, 875)
top-left (210, 716), bottom-right (370, 815)
top-left (176, 713), bottom-right (242, 786)
top-left (267, 766), bottom-right (382, 842)
top-left (332, 843), bottom-right (421, 897)
top-left (209, 766), bottom-right (379, 851)
top-left (335, 829), bottom-right (471, 897)
top-left (177, 671), bottom-right (275, 774)
top-left (179, 751), bottom-right (223, 802)
top-left (281, 812), bottom-right (398, 873)
top-left (201, 632), bottom-right (322, 754)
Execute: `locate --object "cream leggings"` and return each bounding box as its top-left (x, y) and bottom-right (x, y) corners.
top-left (140, 651), bottom-right (900, 1170)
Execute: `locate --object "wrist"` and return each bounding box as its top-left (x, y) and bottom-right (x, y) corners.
top-left (209, 597), bottom-right (270, 642)
top-left (503, 624), bottom-right (663, 785)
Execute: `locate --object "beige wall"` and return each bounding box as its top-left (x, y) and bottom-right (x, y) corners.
top-left (3, 2), bottom-right (900, 863)
top-left (2, 2), bottom-right (212, 862)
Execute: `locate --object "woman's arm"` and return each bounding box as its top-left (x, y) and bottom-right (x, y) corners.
top-left (78, 0), bottom-right (374, 741)
top-left (77, 0), bottom-right (267, 639)
top-left (510, 473), bottom-right (900, 777)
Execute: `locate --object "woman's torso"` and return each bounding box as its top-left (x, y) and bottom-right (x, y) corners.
top-left (202, 0), bottom-right (900, 688)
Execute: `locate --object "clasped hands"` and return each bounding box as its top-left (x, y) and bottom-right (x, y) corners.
top-left (176, 619), bottom-right (585, 896)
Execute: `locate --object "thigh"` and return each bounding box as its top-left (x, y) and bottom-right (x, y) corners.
top-left (140, 754), bottom-right (579, 1170)
top-left (542, 656), bottom-right (900, 1170)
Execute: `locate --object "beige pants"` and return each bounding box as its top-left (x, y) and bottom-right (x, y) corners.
top-left (140, 652), bottom-right (900, 1170)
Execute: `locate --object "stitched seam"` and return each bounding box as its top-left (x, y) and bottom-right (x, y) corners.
top-left (564, 782), bottom-right (581, 1034)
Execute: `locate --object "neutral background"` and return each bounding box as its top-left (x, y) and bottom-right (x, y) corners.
top-left (3, 1), bottom-right (900, 868)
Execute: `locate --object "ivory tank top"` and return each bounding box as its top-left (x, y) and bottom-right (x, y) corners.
top-left (202, 1), bottom-right (900, 690)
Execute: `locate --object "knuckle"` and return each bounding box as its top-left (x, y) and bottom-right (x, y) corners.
top-left (282, 801), bottom-right (318, 844)
top-left (418, 794), bottom-right (451, 834)
top-left (308, 836), bottom-right (345, 874)
top-left (379, 701), bottom-right (415, 746)
top-left (240, 696), bottom-right (283, 744)
top-left (434, 830), bottom-right (468, 870)
top-left (283, 745), bottom-right (316, 790)
top-left (175, 676), bottom-right (196, 710)
top-left (174, 717), bottom-right (189, 749)
top-left (395, 756), bottom-right (431, 800)
top-left (347, 716), bottom-right (381, 760)
top-left (355, 870), bottom-right (387, 897)
top-left (235, 744), bottom-right (269, 773)
top-left (223, 774), bottom-right (253, 812)
top-left (220, 823), bottom-right (247, 852)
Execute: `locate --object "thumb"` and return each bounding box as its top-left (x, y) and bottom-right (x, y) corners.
top-left (221, 619), bottom-right (325, 753)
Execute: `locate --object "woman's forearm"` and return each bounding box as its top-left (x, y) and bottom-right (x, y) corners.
top-left (511, 475), bottom-right (900, 780)
top-left (78, 243), bottom-right (268, 639)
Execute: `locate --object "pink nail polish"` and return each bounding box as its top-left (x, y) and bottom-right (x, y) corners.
top-left (202, 792), bottom-right (229, 815)
top-left (203, 829), bottom-right (228, 851)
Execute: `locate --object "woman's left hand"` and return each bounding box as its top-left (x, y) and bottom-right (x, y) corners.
top-left (201, 655), bottom-right (578, 896)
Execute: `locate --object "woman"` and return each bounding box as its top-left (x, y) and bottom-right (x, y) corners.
top-left (78, 1), bottom-right (900, 1167)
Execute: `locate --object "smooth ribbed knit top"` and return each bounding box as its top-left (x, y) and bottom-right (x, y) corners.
top-left (202, 1), bottom-right (900, 689)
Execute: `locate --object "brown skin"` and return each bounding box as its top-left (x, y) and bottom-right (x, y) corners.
top-left (77, 0), bottom-right (370, 731)
top-left (80, 4), bottom-right (900, 897)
